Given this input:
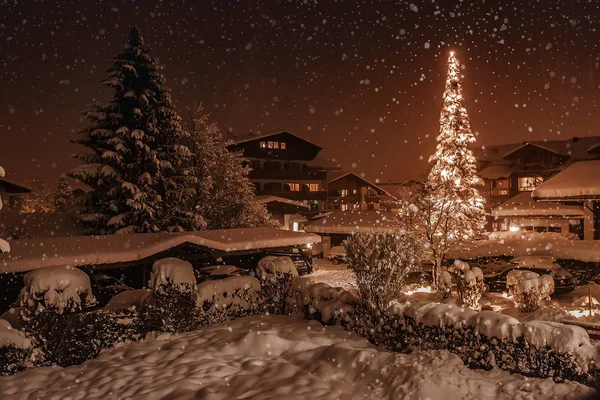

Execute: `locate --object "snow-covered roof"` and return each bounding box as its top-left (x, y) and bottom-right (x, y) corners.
top-left (478, 165), bottom-right (514, 180)
top-left (502, 142), bottom-right (562, 159)
top-left (491, 191), bottom-right (585, 217)
top-left (0, 228), bottom-right (321, 274)
top-left (0, 177), bottom-right (31, 194)
top-left (532, 160), bottom-right (600, 200)
top-left (256, 195), bottom-right (310, 209)
top-left (230, 131), bottom-right (322, 149)
top-left (328, 172), bottom-right (390, 196)
top-left (471, 136), bottom-right (600, 164)
top-left (304, 210), bottom-right (399, 234)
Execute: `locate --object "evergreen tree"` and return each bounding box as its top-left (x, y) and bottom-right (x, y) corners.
top-left (70, 27), bottom-right (204, 234)
top-left (397, 52), bottom-right (485, 288)
top-left (54, 176), bottom-right (74, 211)
top-left (187, 103), bottom-right (276, 229)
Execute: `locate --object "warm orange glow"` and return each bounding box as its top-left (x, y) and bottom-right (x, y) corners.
top-left (568, 309), bottom-right (595, 318)
top-left (404, 286), bottom-right (433, 296)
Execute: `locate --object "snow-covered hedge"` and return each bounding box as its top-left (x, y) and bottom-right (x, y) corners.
top-left (19, 266), bottom-right (96, 313)
top-left (507, 270), bottom-right (555, 312)
top-left (257, 256), bottom-right (298, 314)
top-left (447, 260), bottom-right (484, 309)
top-left (146, 258), bottom-right (202, 333)
top-left (0, 319), bottom-right (36, 375)
top-left (149, 257), bottom-right (197, 294)
top-left (197, 276), bottom-right (261, 322)
top-left (286, 277), bottom-right (356, 324)
top-left (288, 279), bottom-right (600, 387)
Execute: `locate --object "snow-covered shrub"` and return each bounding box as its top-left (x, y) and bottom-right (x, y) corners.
top-left (149, 258), bottom-right (197, 295)
top-left (285, 278), bottom-right (356, 325)
top-left (257, 256), bottom-right (298, 314)
top-left (146, 258), bottom-right (203, 333)
top-left (19, 265), bottom-right (96, 313)
top-left (447, 260), bottom-right (484, 309)
top-left (507, 270), bottom-right (555, 312)
top-left (18, 266), bottom-right (96, 366)
top-left (439, 269), bottom-right (453, 299)
top-left (0, 319), bottom-right (36, 375)
top-left (345, 232), bottom-right (423, 314)
top-left (197, 276), bottom-right (261, 323)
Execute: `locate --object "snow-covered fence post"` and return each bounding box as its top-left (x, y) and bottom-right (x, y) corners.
top-left (507, 270), bottom-right (554, 312)
top-left (447, 260), bottom-right (483, 309)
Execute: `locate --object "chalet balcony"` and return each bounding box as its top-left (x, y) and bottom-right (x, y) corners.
top-left (248, 169), bottom-right (327, 180)
top-left (256, 190), bottom-right (327, 201)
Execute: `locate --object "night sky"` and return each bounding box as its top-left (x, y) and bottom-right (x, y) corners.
top-left (1, 0), bottom-right (599, 185)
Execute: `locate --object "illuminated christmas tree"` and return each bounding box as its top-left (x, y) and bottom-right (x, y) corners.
top-left (398, 52), bottom-right (486, 289)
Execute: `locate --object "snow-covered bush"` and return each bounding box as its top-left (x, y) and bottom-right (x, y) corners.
top-left (19, 266), bottom-right (96, 313)
top-left (447, 260), bottom-right (484, 309)
top-left (257, 256), bottom-right (298, 314)
top-left (197, 276), bottom-right (261, 323)
top-left (439, 269), bottom-right (453, 299)
top-left (146, 258), bottom-right (203, 333)
top-left (285, 279), bottom-right (356, 325)
top-left (345, 232), bottom-right (423, 314)
top-left (17, 266), bottom-right (96, 365)
top-left (0, 319), bottom-right (36, 375)
top-left (507, 270), bottom-right (555, 312)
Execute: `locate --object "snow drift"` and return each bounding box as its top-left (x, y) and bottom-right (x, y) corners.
top-left (0, 315), bottom-right (592, 400)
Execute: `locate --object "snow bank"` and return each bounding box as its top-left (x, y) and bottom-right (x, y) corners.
top-left (0, 320), bottom-right (31, 350)
top-left (257, 256), bottom-right (298, 280)
top-left (18, 266), bottom-right (95, 312)
top-left (197, 276), bottom-right (261, 309)
top-left (149, 258), bottom-right (197, 293)
top-left (104, 289), bottom-right (152, 310)
top-left (1, 315), bottom-right (591, 400)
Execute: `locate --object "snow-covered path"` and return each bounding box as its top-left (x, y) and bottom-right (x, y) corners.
top-left (0, 315), bottom-right (594, 400)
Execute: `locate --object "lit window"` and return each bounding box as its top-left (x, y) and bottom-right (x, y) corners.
top-left (268, 141), bottom-right (274, 148)
top-left (518, 176), bottom-right (544, 191)
top-left (281, 142), bottom-right (286, 149)
top-left (308, 183), bottom-right (320, 191)
top-left (260, 141), bottom-right (266, 148)
top-left (292, 222), bottom-right (299, 231)
top-left (352, 189), bottom-right (357, 194)
top-left (274, 142), bottom-right (279, 149)
top-left (341, 189), bottom-right (348, 197)
top-left (288, 183), bottom-right (300, 191)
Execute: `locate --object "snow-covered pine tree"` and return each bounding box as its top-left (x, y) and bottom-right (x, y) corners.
top-left (186, 103), bottom-right (276, 229)
top-left (54, 176), bottom-right (74, 211)
top-left (397, 52), bottom-right (485, 289)
top-left (70, 27), bottom-right (204, 234)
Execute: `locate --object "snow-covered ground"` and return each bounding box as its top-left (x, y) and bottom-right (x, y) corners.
top-left (0, 315), bottom-right (593, 400)
top-left (310, 258), bottom-right (357, 294)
